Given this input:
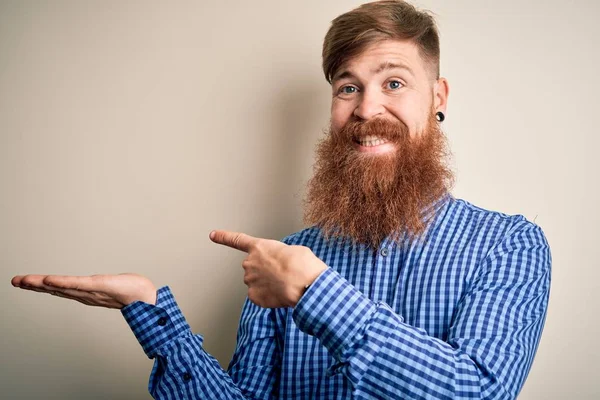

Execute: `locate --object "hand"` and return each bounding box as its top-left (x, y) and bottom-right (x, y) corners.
top-left (210, 230), bottom-right (327, 308)
top-left (11, 273), bottom-right (157, 309)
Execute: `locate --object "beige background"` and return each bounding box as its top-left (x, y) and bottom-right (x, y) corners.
top-left (1, 0), bottom-right (598, 399)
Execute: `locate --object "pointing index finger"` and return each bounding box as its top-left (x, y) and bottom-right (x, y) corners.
top-left (209, 230), bottom-right (257, 253)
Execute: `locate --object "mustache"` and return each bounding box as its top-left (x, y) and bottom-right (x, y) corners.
top-left (338, 118), bottom-right (410, 143)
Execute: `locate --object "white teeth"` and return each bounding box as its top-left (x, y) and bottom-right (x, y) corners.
top-left (362, 135), bottom-right (376, 141)
top-left (357, 136), bottom-right (387, 147)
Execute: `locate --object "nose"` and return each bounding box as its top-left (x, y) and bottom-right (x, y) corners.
top-left (353, 88), bottom-right (385, 121)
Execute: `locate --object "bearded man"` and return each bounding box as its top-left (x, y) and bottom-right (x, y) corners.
top-left (12, 1), bottom-right (551, 399)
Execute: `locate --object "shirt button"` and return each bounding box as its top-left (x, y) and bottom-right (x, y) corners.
top-left (182, 372), bottom-right (192, 382)
top-left (380, 248), bottom-right (389, 257)
top-left (157, 317), bottom-right (168, 326)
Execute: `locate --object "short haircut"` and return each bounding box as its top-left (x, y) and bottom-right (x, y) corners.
top-left (322, 0), bottom-right (441, 83)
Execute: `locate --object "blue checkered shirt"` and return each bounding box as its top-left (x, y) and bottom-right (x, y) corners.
top-left (122, 194), bottom-right (551, 399)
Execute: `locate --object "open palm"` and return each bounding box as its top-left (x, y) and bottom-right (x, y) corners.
top-left (11, 273), bottom-right (157, 309)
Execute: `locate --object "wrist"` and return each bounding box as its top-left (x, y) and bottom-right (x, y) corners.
top-left (290, 257), bottom-right (327, 307)
top-left (123, 283), bottom-right (157, 306)
top-left (140, 288), bottom-right (157, 305)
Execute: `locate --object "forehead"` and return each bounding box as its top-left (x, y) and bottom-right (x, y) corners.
top-left (332, 39), bottom-right (427, 82)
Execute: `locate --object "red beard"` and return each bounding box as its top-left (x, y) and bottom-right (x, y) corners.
top-left (303, 112), bottom-right (454, 249)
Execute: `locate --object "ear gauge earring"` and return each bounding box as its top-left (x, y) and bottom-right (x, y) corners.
top-left (435, 111), bottom-right (445, 122)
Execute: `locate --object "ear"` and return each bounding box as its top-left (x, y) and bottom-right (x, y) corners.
top-left (433, 77), bottom-right (449, 114)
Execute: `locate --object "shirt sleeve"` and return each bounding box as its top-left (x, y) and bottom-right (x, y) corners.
top-left (121, 286), bottom-right (280, 399)
top-left (292, 222), bottom-right (551, 400)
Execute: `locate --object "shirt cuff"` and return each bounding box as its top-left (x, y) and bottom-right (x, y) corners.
top-left (292, 268), bottom-right (379, 361)
top-left (121, 286), bottom-right (196, 359)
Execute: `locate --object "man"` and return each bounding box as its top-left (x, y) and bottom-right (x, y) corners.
top-left (11, 1), bottom-right (551, 399)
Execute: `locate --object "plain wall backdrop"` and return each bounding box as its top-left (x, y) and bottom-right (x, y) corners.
top-left (1, 0), bottom-right (598, 398)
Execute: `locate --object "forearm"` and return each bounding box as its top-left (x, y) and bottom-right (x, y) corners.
top-left (147, 333), bottom-right (248, 400)
top-left (293, 268), bottom-right (546, 400)
top-left (341, 305), bottom-right (499, 399)
top-left (122, 287), bottom-right (274, 400)
top-left (293, 269), bottom-right (483, 399)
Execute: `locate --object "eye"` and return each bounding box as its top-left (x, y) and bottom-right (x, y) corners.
top-left (338, 85), bottom-right (358, 95)
top-left (387, 80), bottom-right (403, 90)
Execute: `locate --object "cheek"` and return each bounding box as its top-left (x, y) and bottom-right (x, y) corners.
top-left (330, 104), bottom-right (351, 132)
top-left (390, 111), bottom-right (417, 136)
top-left (331, 118), bottom-right (344, 134)
top-left (414, 107), bottom-right (433, 134)
top-left (389, 102), bottom-right (427, 137)
top-left (331, 112), bottom-right (348, 132)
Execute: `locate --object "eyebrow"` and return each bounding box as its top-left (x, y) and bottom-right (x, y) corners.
top-left (332, 61), bottom-right (414, 83)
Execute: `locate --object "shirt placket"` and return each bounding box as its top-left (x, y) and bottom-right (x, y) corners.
top-left (369, 239), bottom-right (388, 302)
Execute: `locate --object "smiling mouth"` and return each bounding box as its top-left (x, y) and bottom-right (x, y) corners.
top-left (354, 135), bottom-right (388, 147)
top-left (353, 135), bottom-right (396, 153)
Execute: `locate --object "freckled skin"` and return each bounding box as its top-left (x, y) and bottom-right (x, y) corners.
top-left (330, 39), bottom-right (449, 141)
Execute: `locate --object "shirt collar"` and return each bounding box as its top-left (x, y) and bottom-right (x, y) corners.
top-left (420, 191), bottom-right (453, 224)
